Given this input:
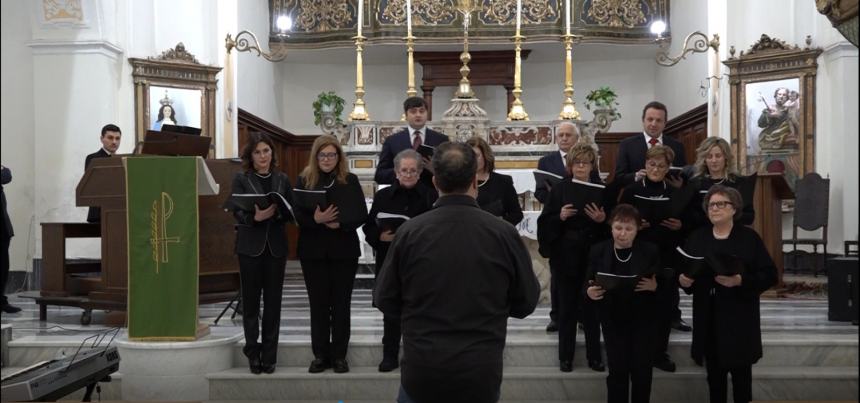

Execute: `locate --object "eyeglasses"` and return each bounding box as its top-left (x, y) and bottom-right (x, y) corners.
top-left (646, 161), bottom-right (669, 170)
top-left (317, 152), bottom-right (338, 161)
top-left (708, 201), bottom-right (734, 210)
top-left (571, 159), bottom-right (592, 166)
top-left (397, 169), bottom-right (420, 177)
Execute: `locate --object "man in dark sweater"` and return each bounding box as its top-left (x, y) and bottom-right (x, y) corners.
top-left (84, 124), bottom-right (121, 223)
top-left (374, 142), bottom-right (539, 403)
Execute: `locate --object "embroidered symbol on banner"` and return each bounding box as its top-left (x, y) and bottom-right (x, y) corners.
top-left (150, 192), bottom-right (181, 273)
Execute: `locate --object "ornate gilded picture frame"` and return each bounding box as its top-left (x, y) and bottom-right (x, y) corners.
top-left (724, 34), bottom-right (822, 187)
top-left (129, 43), bottom-right (222, 156)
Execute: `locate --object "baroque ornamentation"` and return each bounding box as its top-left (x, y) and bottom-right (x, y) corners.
top-left (381, 0), bottom-right (456, 25)
top-left (43, 0), bottom-right (83, 22)
top-left (294, 0), bottom-right (354, 32)
top-left (586, 0), bottom-right (647, 28)
top-left (489, 126), bottom-right (552, 145)
top-left (482, 0), bottom-right (558, 25)
top-left (152, 43), bottom-right (200, 64)
top-left (746, 34), bottom-right (797, 55)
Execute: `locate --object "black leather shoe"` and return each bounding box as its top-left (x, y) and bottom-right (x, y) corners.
top-left (261, 363), bottom-right (276, 374)
top-left (654, 357), bottom-right (677, 372)
top-left (545, 320), bottom-right (559, 332)
top-left (559, 360), bottom-right (573, 372)
top-left (308, 358), bottom-right (331, 373)
top-left (1, 304), bottom-right (22, 314)
top-left (588, 360), bottom-right (606, 372)
top-left (248, 357), bottom-right (262, 374)
top-left (671, 319), bottom-right (692, 332)
top-left (333, 358), bottom-right (350, 373)
top-left (378, 356), bottom-right (399, 372)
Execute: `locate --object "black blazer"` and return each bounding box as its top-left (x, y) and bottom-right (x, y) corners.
top-left (477, 172), bottom-right (523, 226)
top-left (84, 149), bottom-right (110, 223)
top-left (534, 151), bottom-right (601, 204)
top-left (614, 134), bottom-right (687, 184)
top-left (536, 177), bottom-right (608, 265)
top-left (374, 128), bottom-right (449, 186)
top-left (586, 239), bottom-right (660, 327)
top-left (295, 172), bottom-right (368, 259)
top-left (362, 181), bottom-right (437, 267)
top-left (1, 166), bottom-right (13, 240)
top-left (227, 171), bottom-right (294, 257)
top-left (682, 225), bottom-right (778, 368)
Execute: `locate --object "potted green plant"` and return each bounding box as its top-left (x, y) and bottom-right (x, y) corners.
top-left (584, 86), bottom-right (621, 118)
top-left (312, 91), bottom-right (346, 126)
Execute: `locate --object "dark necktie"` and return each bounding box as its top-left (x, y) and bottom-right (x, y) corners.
top-left (649, 137), bottom-right (659, 148)
top-left (412, 131), bottom-right (422, 150)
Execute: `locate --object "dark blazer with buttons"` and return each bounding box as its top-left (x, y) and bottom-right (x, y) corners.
top-left (294, 173), bottom-right (368, 260)
top-left (614, 134), bottom-right (687, 184)
top-left (84, 148), bottom-right (110, 223)
top-left (374, 128), bottom-right (449, 186)
top-left (227, 170), bottom-right (294, 257)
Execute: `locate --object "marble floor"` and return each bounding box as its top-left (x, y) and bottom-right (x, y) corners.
top-left (2, 269), bottom-right (858, 402)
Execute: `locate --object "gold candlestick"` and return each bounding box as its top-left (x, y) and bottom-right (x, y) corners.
top-left (405, 35), bottom-right (417, 98)
top-left (507, 33), bottom-right (529, 121)
top-left (349, 35), bottom-right (369, 121)
top-left (558, 34), bottom-right (581, 120)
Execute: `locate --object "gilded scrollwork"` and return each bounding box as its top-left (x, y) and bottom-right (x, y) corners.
top-left (152, 43), bottom-right (200, 64)
top-left (380, 0), bottom-right (456, 26)
top-left (482, 0), bottom-right (558, 25)
top-left (586, 0), bottom-right (648, 28)
top-left (293, 0), bottom-right (354, 32)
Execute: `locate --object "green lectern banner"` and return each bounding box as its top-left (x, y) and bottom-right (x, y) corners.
top-left (126, 157), bottom-right (199, 340)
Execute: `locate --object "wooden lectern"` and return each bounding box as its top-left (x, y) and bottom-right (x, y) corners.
top-left (33, 134), bottom-right (241, 323)
top-left (750, 172), bottom-right (795, 288)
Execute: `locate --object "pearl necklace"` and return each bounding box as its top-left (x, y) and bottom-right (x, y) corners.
top-left (254, 171), bottom-right (271, 179)
top-left (614, 247), bottom-right (633, 263)
top-left (713, 228), bottom-right (730, 240)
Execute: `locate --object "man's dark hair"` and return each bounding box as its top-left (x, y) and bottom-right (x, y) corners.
top-left (101, 124), bottom-right (121, 137)
top-left (403, 96), bottom-right (428, 113)
top-left (432, 142), bottom-right (477, 194)
top-left (641, 101), bottom-right (668, 121)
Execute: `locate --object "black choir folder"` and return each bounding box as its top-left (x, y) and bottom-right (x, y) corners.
top-left (293, 187), bottom-right (367, 224)
top-left (292, 188), bottom-right (327, 211)
top-left (676, 247), bottom-right (745, 278)
top-left (227, 192), bottom-right (294, 217)
top-left (563, 179), bottom-right (605, 209)
top-left (376, 212), bottom-right (410, 232)
top-left (595, 272), bottom-right (640, 293)
top-left (533, 170), bottom-right (564, 190)
top-left (416, 144), bottom-right (436, 159)
top-left (631, 190), bottom-right (693, 227)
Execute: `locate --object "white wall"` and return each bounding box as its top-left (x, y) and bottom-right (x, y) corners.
top-left (236, 0), bottom-right (284, 128)
top-left (654, 0), bottom-right (709, 120)
top-left (1, 0), bottom-right (36, 271)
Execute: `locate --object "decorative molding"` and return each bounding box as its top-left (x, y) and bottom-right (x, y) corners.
top-left (27, 40), bottom-right (123, 59)
top-left (42, 0), bottom-right (84, 22)
top-left (150, 43), bottom-right (200, 64)
top-left (744, 34), bottom-right (796, 56)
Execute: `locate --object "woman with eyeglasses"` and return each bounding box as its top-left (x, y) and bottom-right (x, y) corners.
top-left (362, 149), bottom-right (437, 372)
top-left (679, 185), bottom-right (777, 403)
top-left (294, 135), bottom-right (368, 374)
top-left (466, 136), bottom-right (524, 225)
top-left (537, 143), bottom-right (607, 372)
top-left (687, 137), bottom-right (755, 229)
top-left (226, 133), bottom-right (293, 374)
top-left (619, 144), bottom-right (687, 373)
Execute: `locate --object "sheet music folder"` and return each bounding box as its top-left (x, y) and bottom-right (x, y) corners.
top-left (141, 130), bottom-right (211, 157)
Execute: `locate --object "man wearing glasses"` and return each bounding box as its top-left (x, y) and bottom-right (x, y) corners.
top-left (363, 149), bottom-right (438, 373)
top-left (374, 97), bottom-right (449, 187)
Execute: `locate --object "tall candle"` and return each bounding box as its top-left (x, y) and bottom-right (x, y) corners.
top-left (565, 0), bottom-right (570, 35)
top-left (357, 0), bottom-right (363, 36)
top-left (407, 0), bottom-right (412, 36)
top-left (516, 0), bottom-right (522, 34)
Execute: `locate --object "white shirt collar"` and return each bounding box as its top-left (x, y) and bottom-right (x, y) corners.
top-left (409, 126), bottom-right (426, 144)
top-left (559, 149), bottom-right (568, 166)
top-left (643, 132), bottom-right (663, 145)
top-left (102, 147), bottom-right (113, 156)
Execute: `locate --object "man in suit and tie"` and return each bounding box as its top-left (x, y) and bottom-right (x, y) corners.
top-left (374, 97), bottom-right (449, 187)
top-left (84, 124), bottom-right (122, 223)
top-left (614, 101), bottom-right (686, 185)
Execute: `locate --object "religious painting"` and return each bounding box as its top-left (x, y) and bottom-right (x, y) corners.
top-left (147, 86), bottom-right (203, 131)
top-left (129, 43), bottom-right (221, 156)
top-left (724, 34), bottom-right (822, 189)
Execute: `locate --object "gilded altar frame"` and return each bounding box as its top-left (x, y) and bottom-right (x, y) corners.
top-left (129, 43), bottom-right (222, 157)
top-left (724, 34), bottom-right (822, 187)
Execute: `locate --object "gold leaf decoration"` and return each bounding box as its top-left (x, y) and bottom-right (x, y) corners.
top-left (294, 0), bottom-right (354, 32)
top-left (587, 0), bottom-right (647, 28)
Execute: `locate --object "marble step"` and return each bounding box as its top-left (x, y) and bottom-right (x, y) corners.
top-left (206, 365), bottom-right (859, 401)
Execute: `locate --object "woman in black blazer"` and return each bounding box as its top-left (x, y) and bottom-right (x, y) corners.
top-left (227, 133), bottom-right (294, 374)
top-left (586, 204), bottom-right (660, 403)
top-left (294, 135), bottom-right (368, 374)
top-left (466, 136), bottom-right (524, 225)
top-left (686, 137), bottom-right (755, 229)
top-left (537, 144), bottom-right (607, 372)
top-left (679, 185), bottom-right (777, 403)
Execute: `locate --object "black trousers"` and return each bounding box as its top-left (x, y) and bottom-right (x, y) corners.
top-left (301, 257), bottom-right (358, 360)
top-left (238, 250), bottom-right (287, 365)
top-left (557, 272), bottom-right (601, 363)
top-left (549, 267), bottom-right (558, 322)
top-left (375, 256), bottom-right (401, 358)
top-left (1, 236), bottom-right (9, 306)
top-left (603, 322), bottom-right (656, 403)
top-left (654, 269), bottom-right (676, 360)
top-left (705, 354), bottom-right (753, 402)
